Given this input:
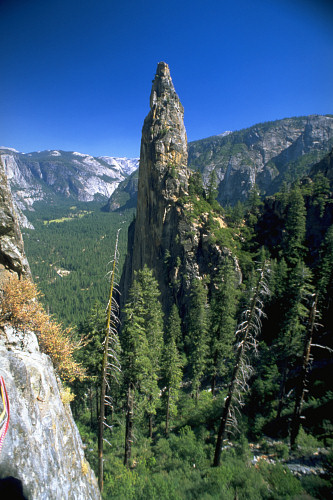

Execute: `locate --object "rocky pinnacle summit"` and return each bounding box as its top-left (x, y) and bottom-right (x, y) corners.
top-left (120, 63), bottom-right (234, 314)
top-left (131, 62), bottom-right (190, 273)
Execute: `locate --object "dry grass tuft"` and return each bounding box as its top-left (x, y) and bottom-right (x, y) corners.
top-left (0, 276), bottom-right (85, 382)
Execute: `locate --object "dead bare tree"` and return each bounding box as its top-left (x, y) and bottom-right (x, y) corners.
top-left (98, 229), bottom-right (121, 492)
top-left (213, 261), bottom-right (270, 467)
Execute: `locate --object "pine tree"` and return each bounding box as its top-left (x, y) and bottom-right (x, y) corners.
top-left (121, 266), bottom-right (164, 464)
top-left (275, 261), bottom-right (313, 419)
top-left (122, 279), bottom-right (150, 466)
top-left (282, 182), bottom-right (306, 266)
top-left (189, 170), bottom-right (205, 197)
top-left (290, 294), bottom-right (318, 449)
top-left (209, 258), bottom-right (239, 396)
top-left (73, 301), bottom-right (105, 424)
top-left (316, 225), bottom-right (333, 305)
top-left (312, 173), bottom-right (330, 218)
top-left (135, 266), bottom-right (164, 437)
top-left (186, 278), bottom-right (210, 400)
top-left (162, 304), bottom-right (183, 434)
top-left (247, 183), bottom-right (263, 214)
top-left (98, 230), bottom-right (121, 492)
top-left (242, 184), bottom-right (263, 253)
top-left (228, 201), bottom-right (245, 227)
top-left (213, 260), bottom-right (270, 467)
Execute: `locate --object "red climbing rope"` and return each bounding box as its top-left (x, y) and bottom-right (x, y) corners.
top-left (0, 376), bottom-right (10, 454)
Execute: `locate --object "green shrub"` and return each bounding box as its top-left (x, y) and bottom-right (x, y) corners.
top-left (301, 475), bottom-right (332, 500)
top-left (294, 428), bottom-right (321, 456)
top-left (258, 461), bottom-right (303, 499)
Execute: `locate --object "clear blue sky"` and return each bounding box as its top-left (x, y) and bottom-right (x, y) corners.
top-left (0, 0), bottom-right (332, 158)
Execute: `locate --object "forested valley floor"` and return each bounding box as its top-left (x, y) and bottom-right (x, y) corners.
top-left (23, 201), bottom-right (134, 326)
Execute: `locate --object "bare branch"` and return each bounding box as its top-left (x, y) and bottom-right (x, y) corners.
top-left (311, 343), bottom-right (333, 354)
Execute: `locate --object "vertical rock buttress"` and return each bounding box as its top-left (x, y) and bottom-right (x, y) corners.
top-left (121, 62), bottom-right (238, 315)
top-left (133, 62), bottom-right (189, 269)
top-left (121, 62), bottom-right (191, 307)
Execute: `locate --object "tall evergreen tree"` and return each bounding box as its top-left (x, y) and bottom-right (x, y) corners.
top-left (290, 294), bottom-right (318, 449)
top-left (282, 182), bottom-right (306, 266)
top-left (162, 304), bottom-right (183, 434)
top-left (73, 301), bottom-right (105, 424)
top-left (274, 261), bottom-right (313, 419)
top-left (207, 169), bottom-right (219, 204)
top-left (122, 279), bottom-right (151, 466)
top-left (312, 173), bottom-right (330, 218)
top-left (213, 260), bottom-right (270, 467)
top-left (242, 184), bottom-right (263, 254)
top-left (209, 258), bottom-right (239, 396)
top-left (135, 266), bottom-right (164, 437)
top-left (316, 225), bottom-right (333, 305)
top-left (186, 278), bottom-right (210, 400)
top-left (121, 266), bottom-right (164, 465)
top-left (98, 230), bottom-right (121, 492)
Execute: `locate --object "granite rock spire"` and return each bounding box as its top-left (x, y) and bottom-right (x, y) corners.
top-left (132, 61), bottom-right (190, 273)
top-left (120, 63), bottom-right (237, 314)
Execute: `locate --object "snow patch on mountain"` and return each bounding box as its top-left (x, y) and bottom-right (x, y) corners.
top-left (0, 148), bottom-right (140, 218)
top-left (73, 151), bottom-right (88, 157)
top-left (217, 131), bottom-right (232, 137)
top-left (0, 146), bottom-right (21, 153)
top-left (99, 156), bottom-right (139, 175)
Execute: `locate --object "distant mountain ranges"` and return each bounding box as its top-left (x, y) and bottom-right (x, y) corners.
top-left (1, 113), bottom-right (333, 224)
top-left (0, 147), bottom-right (139, 226)
top-left (107, 114), bottom-right (333, 211)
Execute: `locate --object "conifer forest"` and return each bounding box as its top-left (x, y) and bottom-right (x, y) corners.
top-left (22, 169), bottom-right (333, 499)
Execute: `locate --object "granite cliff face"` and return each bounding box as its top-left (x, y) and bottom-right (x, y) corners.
top-left (103, 169), bottom-right (139, 212)
top-left (0, 148), bottom-right (139, 216)
top-left (0, 160), bottom-right (100, 499)
top-left (0, 159), bottom-right (31, 278)
top-left (132, 62), bottom-right (190, 271)
top-left (188, 115), bottom-right (333, 205)
top-left (121, 62), bottom-right (238, 314)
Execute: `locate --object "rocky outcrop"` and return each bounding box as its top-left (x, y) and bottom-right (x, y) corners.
top-left (0, 327), bottom-right (100, 500)
top-left (310, 147), bottom-right (333, 186)
top-left (121, 61), bottom-right (189, 307)
top-left (0, 163), bottom-right (100, 499)
top-left (103, 169), bottom-right (139, 212)
top-left (0, 159), bottom-right (31, 278)
top-left (121, 63), bottom-right (239, 315)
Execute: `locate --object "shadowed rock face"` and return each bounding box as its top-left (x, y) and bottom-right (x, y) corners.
top-left (0, 159), bottom-right (31, 279)
top-left (310, 147), bottom-right (333, 185)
